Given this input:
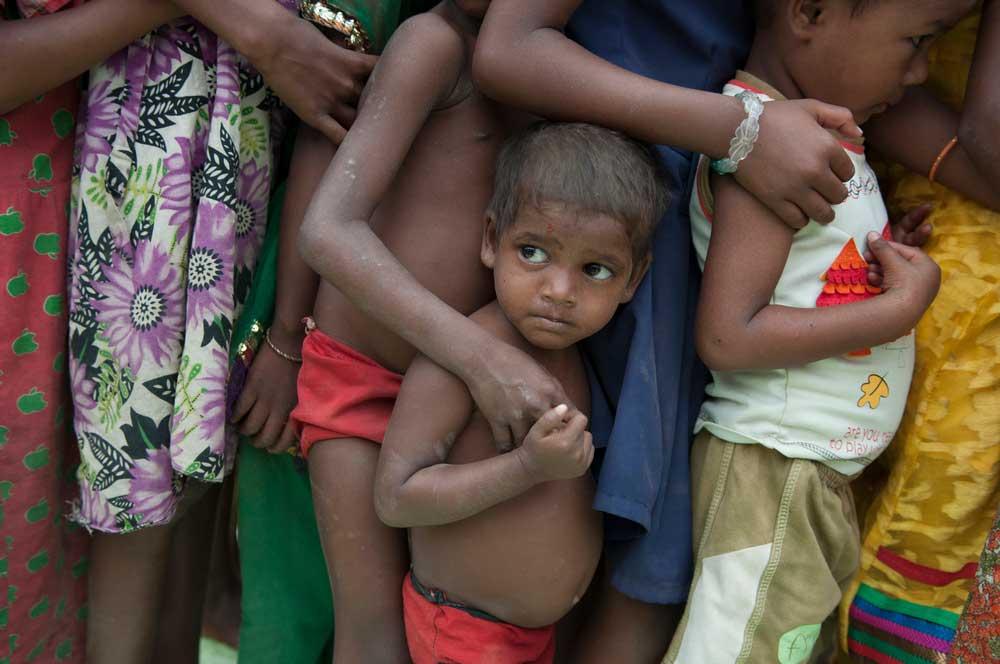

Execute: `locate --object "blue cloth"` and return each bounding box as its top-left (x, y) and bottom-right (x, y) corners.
top-left (570, 1), bottom-right (754, 605)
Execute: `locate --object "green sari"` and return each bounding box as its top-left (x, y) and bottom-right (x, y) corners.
top-left (233, 3), bottom-right (433, 661)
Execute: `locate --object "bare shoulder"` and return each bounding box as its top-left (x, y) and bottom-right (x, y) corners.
top-left (469, 302), bottom-right (528, 350)
top-left (384, 11), bottom-right (468, 70)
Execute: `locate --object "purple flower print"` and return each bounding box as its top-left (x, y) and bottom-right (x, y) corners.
top-left (213, 43), bottom-right (241, 111)
top-left (160, 137), bottom-right (194, 227)
top-left (94, 241), bottom-right (183, 373)
top-left (148, 25), bottom-right (186, 83)
top-left (70, 359), bottom-right (97, 429)
top-left (187, 201), bottom-right (235, 322)
top-left (128, 447), bottom-right (178, 526)
top-left (234, 160), bottom-right (269, 269)
top-left (79, 80), bottom-right (119, 172)
top-left (76, 480), bottom-right (119, 532)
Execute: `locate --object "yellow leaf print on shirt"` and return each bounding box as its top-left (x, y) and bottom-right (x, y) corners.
top-left (858, 374), bottom-right (889, 409)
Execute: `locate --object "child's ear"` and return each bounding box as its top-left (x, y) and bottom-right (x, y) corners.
top-left (789, 0), bottom-right (827, 37)
top-left (621, 252), bottom-right (651, 303)
top-left (481, 213), bottom-right (498, 269)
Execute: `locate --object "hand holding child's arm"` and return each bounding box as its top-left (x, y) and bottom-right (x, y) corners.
top-left (376, 356), bottom-right (567, 529)
top-left (475, 0), bottom-right (860, 228)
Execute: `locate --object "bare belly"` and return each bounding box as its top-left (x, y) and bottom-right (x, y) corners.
top-left (409, 418), bottom-right (603, 628)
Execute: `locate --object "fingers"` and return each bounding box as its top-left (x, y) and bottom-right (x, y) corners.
top-left (867, 233), bottom-right (922, 264)
top-left (230, 387), bottom-right (255, 424)
top-left (269, 421), bottom-right (298, 455)
top-left (828, 146), bottom-right (856, 183)
top-left (510, 417), bottom-right (530, 449)
top-left (491, 421), bottom-right (514, 453)
top-left (815, 173), bottom-right (849, 208)
top-left (532, 404), bottom-right (571, 437)
top-left (774, 200), bottom-right (809, 229)
top-left (798, 191), bottom-right (835, 225)
top-left (252, 414), bottom-right (285, 452)
top-left (238, 402), bottom-right (269, 440)
top-left (583, 431), bottom-right (595, 469)
top-left (811, 100), bottom-right (863, 138)
top-left (895, 203), bottom-right (933, 234)
top-left (313, 114), bottom-right (348, 145)
top-left (560, 410), bottom-right (589, 442)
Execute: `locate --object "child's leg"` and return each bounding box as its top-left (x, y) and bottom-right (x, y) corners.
top-left (86, 526), bottom-right (174, 664)
top-left (572, 572), bottom-right (682, 664)
top-left (663, 435), bottom-right (859, 664)
top-left (151, 484), bottom-right (223, 664)
top-left (309, 437), bottom-right (410, 664)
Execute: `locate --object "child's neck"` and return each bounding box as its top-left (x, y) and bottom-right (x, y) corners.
top-left (441, 1), bottom-right (482, 38)
top-left (742, 33), bottom-right (804, 102)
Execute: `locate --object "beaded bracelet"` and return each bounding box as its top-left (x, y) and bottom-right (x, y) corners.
top-left (265, 327), bottom-right (303, 364)
top-left (712, 90), bottom-right (765, 176)
top-left (928, 136), bottom-right (958, 184)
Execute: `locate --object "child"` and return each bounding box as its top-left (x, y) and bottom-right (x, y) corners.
top-left (374, 121), bottom-right (665, 663)
top-left (666, 0), bottom-right (989, 661)
top-left (294, 1), bottom-right (527, 660)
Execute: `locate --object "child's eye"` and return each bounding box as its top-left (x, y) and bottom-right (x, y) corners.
top-left (584, 263), bottom-right (614, 281)
top-left (520, 246), bottom-right (549, 264)
top-left (909, 34), bottom-right (932, 49)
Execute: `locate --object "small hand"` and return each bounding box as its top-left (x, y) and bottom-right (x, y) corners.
top-left (736, 99), bottom-right (862, 228)
top-left (517, 404), bottom-right (594, 482)
top-left (230, 340), bottom-right (301, 454)
top-left (252, 14), bottom-right (378, 144)
top-left (466, 342), bottom-right (572, 453)
top-left (866, 232), bottom-right (941, 325)
top-left (866, 204), bottom-right (933, 286)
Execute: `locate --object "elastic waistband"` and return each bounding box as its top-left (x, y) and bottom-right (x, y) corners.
top-left (409, 572), bottom-right (502, 623)
top-left (301, 316), bottom-right (398, 374)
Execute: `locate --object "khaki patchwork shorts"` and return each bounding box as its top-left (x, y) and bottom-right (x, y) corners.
top-left (664, 433), bottom-right (860, 664)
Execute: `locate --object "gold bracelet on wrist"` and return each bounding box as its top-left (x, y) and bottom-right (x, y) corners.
top-left (265, 327), bottom-right (303, 363)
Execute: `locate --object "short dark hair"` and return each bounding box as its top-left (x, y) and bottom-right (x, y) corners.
top-left (488, 122), bottom-right (667, 264)
top-left (754, 0), bottom-right (878, 27)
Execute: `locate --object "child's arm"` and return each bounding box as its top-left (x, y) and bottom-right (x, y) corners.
top-left (299, 16), bottom-right (570, 451)
top-left (375, 355), bottom-right (593, 528)
top-left (696, 174), bottom-right (940, 372)
top-left (171, 0), bottom-right (376, 143)
top-left (0, 0), bottom-right (181, 113)
top-left (230, 127), bottom-right (329, 452)
top-left (867, 1), bottom-right (1000, 210)
top-left (474, 0), bottom-right (862, 228)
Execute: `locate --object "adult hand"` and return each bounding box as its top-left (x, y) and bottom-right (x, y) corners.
top-left (466, 342), bottom-right (572, 453)
top-left (251, 14), bottom-right (377, 144)
top-left (866, 204), bottom-right (934, 286)
top-left (230, 339), bottom-right (301, 454)
top-left (735, 99), bottom-right (862, 229)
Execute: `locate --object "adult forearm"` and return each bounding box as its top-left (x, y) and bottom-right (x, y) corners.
top-left (0, 0), bottom-right (179, 113)
top-left (375, 451), bottom-right (537, 528)
top-left (171, 0), bottom-right (290, 66)
top-left (474, 8), bottom-right (741, 158)
top-left (299, 215), bottom-right (496, 385)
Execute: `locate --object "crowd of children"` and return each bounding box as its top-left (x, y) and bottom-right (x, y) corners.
top-left (2, 0), bottom-right (999, 663)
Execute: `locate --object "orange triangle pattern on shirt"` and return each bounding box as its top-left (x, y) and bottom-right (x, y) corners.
top-left (816, 223), bottom-right (891, 356)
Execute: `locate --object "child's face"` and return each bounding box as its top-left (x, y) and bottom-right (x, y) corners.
top-left (482, 202), bottom-right (647, 350)
top-left (790, 0), bottom-right (974, 123)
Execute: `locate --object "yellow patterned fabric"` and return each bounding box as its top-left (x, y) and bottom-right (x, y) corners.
top-left (840, 9), bottom-right (1000, 657)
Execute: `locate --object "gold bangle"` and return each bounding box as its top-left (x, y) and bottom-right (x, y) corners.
top-left (298, 1), bottom-right (372, 53)
top-left (928, 136), bottom-right (958, 184)
top-left (265, 327), bottom-right (303, 363)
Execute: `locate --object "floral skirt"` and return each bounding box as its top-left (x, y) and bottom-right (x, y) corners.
top-left (68, 20), bottom-right (285, 532)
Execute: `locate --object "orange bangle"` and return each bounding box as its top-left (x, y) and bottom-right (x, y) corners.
top-left (928, 136), bottom-right (958, 184)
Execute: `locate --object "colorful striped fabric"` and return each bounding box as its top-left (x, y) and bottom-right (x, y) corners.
top-left (848, 584), bottom-right (960, 663)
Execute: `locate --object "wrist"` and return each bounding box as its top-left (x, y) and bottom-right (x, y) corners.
top-left (709, 94), bottom-right (750, 160)
top-left (268, 316), bottom-right (307, 348)
top-left (513, 445), bottom-right (543, 485)
top-left (229, 1), bottom-right (293, 72)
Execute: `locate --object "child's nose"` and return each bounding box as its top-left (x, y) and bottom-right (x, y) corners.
top-left (541, 269), bottom-right (576, 306)
top-left (903, 54), bottom-right (930, 88)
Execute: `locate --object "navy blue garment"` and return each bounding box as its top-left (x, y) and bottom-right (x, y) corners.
top-left (569, 1), bottom-right (754, 605)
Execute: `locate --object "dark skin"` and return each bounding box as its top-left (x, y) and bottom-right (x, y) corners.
top-left (697, 0), bottom-right (984, 377)
top-left (474, 0), bottom-right (867, 230)
top-left (299, 0), bottom-right (554, 454)
top-left (297, 2), bottom-right (524, 661)
top-left (375, 204), bottom-right (647, 631)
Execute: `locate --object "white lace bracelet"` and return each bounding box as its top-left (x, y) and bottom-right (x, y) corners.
top-left (711, 90), bottom-right (765, 175)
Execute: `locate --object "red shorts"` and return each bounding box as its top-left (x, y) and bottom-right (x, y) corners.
top-left (402, 572), bottom-right (556, 664)
top-left (289, 327), bottom-right (403, 458)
